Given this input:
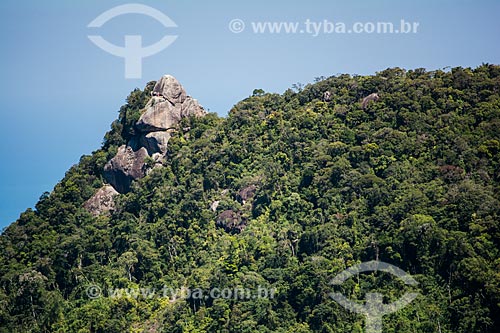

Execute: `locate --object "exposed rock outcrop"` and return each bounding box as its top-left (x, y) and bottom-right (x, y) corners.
top-left (323, 91), bottom-right (332, 102)
top-left (83, 185), bottom-right (119, 216)
top-left (136, 98), bottom-right (181, 132)
top-left (103, 146), bottom-right (149, 193)
top-left (140, 131), bottom-right (172, 155)
top-left (210, 200), bottom-right (220, 212)
top-left (136, 77), bottom-right (205, 133)
top-left (216, 210), bottom-right (246, 234)
top-left (102, 74), bottom-right (206, 194)
top-left (151, 74), bottom-right (187, 104)
top-left (237, 185), bottom-right (257, 204)
top-left (361, 93), bottom-right (380, 109)
top-left (181, 96), bottom-right (205, 117)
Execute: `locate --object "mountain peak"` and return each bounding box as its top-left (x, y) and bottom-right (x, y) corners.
top-left (87, 75), bottom-right (207, 213)
top-left (151, 74), bottom-right (187, 104)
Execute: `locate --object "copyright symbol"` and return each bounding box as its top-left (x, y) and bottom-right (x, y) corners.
top-left (229, 19), bottom-right (245, 33)
top-left (86, 285), bottom-right (102, 299)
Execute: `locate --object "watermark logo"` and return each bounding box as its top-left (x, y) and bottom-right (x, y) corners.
top-left (88, 4), bottom-right (178, 79)
top-left (228, 19), bottom-right (246, 33)
top-left (229, 19), bottom-right (419, 36)
top-left (85, 284), bottom-right (276, 301)
top-left (330, 261), bottom-right (419, 333)
top-left (86, 285), bottom-right (102, 299)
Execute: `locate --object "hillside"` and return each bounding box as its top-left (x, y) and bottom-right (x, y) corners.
top-left (1, 66), bottom-right (500, 332)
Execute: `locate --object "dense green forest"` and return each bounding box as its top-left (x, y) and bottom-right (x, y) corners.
top-left (1, 65), bottom-right (499, 332)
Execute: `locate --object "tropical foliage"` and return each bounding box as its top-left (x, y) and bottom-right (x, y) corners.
top-left (1, 65), bottom-right (499, 332)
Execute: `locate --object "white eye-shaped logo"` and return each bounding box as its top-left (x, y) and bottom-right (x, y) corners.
top-left (88, 3), bottom-right (178, 79)
top-left (330, 261), bottom-right (419, 333)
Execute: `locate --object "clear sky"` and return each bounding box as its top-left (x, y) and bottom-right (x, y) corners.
top-left (1, 0), bottom-right (499, 230)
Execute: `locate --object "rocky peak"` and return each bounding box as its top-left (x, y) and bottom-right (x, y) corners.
top-left (85, 75), bottom-right (207, 214)
top-left (136, 76), bottom-right (205, 132)
top-left (151, 75), bottom-right (187, 104)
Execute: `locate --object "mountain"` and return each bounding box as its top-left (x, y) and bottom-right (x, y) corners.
top-left (1, 66), bottom-right (499, 333)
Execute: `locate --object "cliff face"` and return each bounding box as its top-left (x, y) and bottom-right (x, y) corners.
top-left (88, 75), bottom-right (206, 213)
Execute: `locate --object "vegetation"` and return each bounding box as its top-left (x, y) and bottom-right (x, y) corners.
top-left (1, 65), bottom-right (500, 332)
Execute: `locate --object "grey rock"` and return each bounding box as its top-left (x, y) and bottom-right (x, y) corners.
top-left (181, 96), bottom-right (206, 117)
top-left (362, 93), bottom-right (380, 109)
top-left (102, 74), bottom-right (206, 194)
top-left (136, 100), bottom-right (181, 132)
top-left (83, 185), bottom-right (119, 216)
top-left (210, 200), bottom-right (220, 212)
top-left (152, 75), bottom-right (187, 104)
top-left (151, 152), bottom-right (165, 163)
top-left (135, 97), bottom-right (205, 133)
top-left (237, 185), bottom-right (257, 204)
top-left (136, 76), bottom-right (206, 133)
top-left (103, 145), bottom-right (149, 193)
top-left (140, 131), bottom-right (172, 155)
top-left (216, 210), bottom-right (246, 234)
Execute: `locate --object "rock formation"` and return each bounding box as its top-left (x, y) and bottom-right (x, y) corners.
top-left (103, 146), bottom-right (149, 193)
top-left (361, 93), bottom-right (380, 109)
top-left (210, 200), bottom-right (220, 212)
top-left (85, 75), bottom-right (206, 215)
top-left (323, 91), bottom-right (332, 102)
top-left (135, 97), bottom-right (181, 132)
top-left (237, 184), bottom-right (257, 204)
top-left (216, 210), bottom-right (246, 234)
top-left (139, 131), bottom-right (172, 156)
top-left (151, 74), bottom-right (187, 104)
top-left (103, 75), bottom-right (206, 194)
top-left (83, 185), bottom-right (119, 216)
top-left (136, 76), bottom-right (205, 133)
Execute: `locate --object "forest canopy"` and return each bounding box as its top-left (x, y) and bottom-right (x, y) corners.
top-left (1, 65), bottom-right (499, 332)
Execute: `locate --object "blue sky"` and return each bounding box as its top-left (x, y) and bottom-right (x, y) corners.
top-left (1, 0), bottom-right (499, 230)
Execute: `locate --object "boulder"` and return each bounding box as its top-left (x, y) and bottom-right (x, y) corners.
top-left (83, 185), bottom-right (119, 216)
top-left (210, 200), bottom-right (220, 212)
top-left (323, 91), bottom-right (332, 102)
top-left (151, 152), bottom-right (165, 164)
top-left (136, 101), bottom-right (181, 132)
top-left (103, 145), bottom-right (149, 193)
top-left (151, 75), bottom-right (187, 104)
top-left (140, 131), bottom-right (172, 155)
top-left (136, 76), bottom-right (206, 133)
top-left (237, 185), bottom-right (257, 204)
top-left (135, 97), bottom-right (205, 133)
top-left (361, 93), bottom-right (380, 109)
top-left (216, 210), bottom-right (246, 234)
top-left (181, 97), bottom-right (206, 117)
